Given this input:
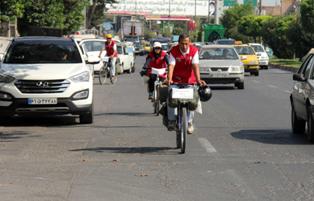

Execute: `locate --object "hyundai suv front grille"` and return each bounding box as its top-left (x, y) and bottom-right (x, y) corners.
top-left (15, 79), bottom-right (70, 93)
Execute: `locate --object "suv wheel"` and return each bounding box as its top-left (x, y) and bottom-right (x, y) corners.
top-left (307, 106), bottom-right (314, 142)
top-left (291, 105), bottom-right (305, 134)
top-left (79, 105), bottom-right (93, 124)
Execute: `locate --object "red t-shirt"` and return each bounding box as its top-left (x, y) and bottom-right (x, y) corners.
top-left (105, 41), bottom-right (117, 57)
top-left (170, 45), bottom-right (198, 84)
top-left (146, 51), bottom-right (167, 76)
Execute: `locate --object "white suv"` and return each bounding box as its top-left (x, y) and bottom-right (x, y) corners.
top-left (0, 37), bottom-right (95, 124)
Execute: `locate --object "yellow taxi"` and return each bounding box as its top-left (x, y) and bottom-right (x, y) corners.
top-left (143, 41), bottom-right (151, 54)
top-left (234, 44), bottom-right (259, 76)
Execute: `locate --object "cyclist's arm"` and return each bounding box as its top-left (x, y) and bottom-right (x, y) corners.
top-left (167, 53), bottom-right (176, 84)
top-left (143, 57), bottom-right (152, 69)
top-left (164, 54), bottom-right (170, 66)
top-left (191, 51), bottom-right (206, 86)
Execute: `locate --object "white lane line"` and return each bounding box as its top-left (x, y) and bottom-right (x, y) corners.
top-left (267, 84), bottom-right (278, 89)
top-left (198, 138), bottom-right (217, 153)
top-left (252, 80), bottom-right (260, 83)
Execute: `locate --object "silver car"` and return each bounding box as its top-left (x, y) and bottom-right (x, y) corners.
top-left (199, 45), bottom-right (244, 89)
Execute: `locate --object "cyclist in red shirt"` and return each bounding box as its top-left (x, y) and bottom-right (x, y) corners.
top-left (99, 34), bottom-right (118, 80)
top-left (141, 42), bottom-right (169, 99)
top-left (166, 33), bottom-right (206, 134)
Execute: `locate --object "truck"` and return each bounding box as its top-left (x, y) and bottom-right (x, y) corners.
top-left (121, 20), bottom-right (144, 42)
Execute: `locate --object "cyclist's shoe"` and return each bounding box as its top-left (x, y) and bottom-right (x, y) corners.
top-left (187, 122), bottom-right (194, 134)
top-left (167, 120), bottom-right (176, 131)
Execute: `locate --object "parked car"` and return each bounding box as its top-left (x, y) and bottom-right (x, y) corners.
top-left (291, 52), bottom-right (314, 142)
top-left (249, 43), bottom-right (269, 69)
top-left (234, 44), bottom-right (259, 76)
top-left (199, 45), bottom-right (244, 89)
top-left (0, 36), bottom-right (96, 123)
top-left (134, 41), bottom-right (145, 55)
top-left (116, 42), bottom-right (135, 74)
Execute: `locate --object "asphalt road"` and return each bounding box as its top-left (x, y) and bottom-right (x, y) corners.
top-left (1, 56), bottom-right (314, 201)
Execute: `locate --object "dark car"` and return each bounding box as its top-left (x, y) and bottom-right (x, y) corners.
top-left (214, 39), bottom-right (235, 45)
top-left (291, 52), bottom-right (314, 142)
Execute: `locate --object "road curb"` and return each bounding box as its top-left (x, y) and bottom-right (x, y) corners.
top-left (269, 64), bottom-right (298, 73)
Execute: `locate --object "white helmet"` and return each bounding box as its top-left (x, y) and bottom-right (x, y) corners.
top-left (153, 42), bottom-right (162, 48)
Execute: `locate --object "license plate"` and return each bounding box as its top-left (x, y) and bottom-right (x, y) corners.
top-left (212, 72), bottom-right (228, 78)
top-left (28, 98), bottom-right (57, 105)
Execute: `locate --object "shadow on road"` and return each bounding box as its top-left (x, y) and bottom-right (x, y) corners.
top-left (94, 112), bottom-right (153, 117)
top-left (231, 129), bottom-right (309, 145)
top-left (0, 131), bottom-right (40, 142)
top-left (0, 116), bottom-right (77, 127)
top-left (69, 146), bottom-right (177, 155)
top-left (208, 85), bottom-right (235, 90)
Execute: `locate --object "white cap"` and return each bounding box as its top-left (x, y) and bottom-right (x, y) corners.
top-left (153, 42), bottom-right (162, 48)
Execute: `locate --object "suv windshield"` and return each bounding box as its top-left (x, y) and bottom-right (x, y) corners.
top-left (4, 40), bottom-right (82, 64)
top-left (251, 45), bottom-right (264, 53)
top-left (200, 48), bottom-right (238, 60)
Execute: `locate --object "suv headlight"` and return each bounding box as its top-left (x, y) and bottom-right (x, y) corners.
top-left (70, 71), bottom-right (90, 82)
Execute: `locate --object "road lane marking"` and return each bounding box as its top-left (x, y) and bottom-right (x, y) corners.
top-left (198, 138), bottom-right (217, 153)
top-left (267, 84), bottom-right (278, 89)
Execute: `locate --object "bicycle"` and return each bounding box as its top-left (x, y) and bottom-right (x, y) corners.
top-left (151, 68), bottom-right (167, 116)
top-left (169, 84), bottom-right (197, 154)
top-left (99, 56), bottom-right (116, 85)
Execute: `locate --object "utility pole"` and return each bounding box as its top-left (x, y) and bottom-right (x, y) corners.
top-left (214, 0), bottom-right (219, 24)
top-left (259, 0), bottom-right (262, 15)
top-left (169, 0), bottom-right (171, 17)
top-left (195, 0), bottom-right (197, 18)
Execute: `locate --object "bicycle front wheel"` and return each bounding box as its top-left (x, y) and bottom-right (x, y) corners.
top-left (99, 66), bottom-right (108, 85)
top-left (178, 107), bottom-right (187, 154)
top-left (155, 85), bottom-right (160, 116)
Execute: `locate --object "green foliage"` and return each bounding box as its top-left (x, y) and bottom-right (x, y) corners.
top-left (300, 0), bottom-right (314, 34)
top-left (0, 0), bottom-right (25, 20)
top-left (86, 0), bottom-right (117, 28)
top-left (238, 15), bottom-right (272, 42)
top-left (261, 15), bottom-right (296, 58)
top-left (63, 0), bottom-right (89, 34)
top-left (220, 4), bottom-right (254, 41)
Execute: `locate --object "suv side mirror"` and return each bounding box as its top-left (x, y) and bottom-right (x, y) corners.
top-left (293, 73), bottom-right (306, 82)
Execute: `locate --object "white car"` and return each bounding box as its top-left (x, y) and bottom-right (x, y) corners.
top-left (249, 43), bottom-right (269, 69)
top-left (79, 38), bottom-right (107, 72)
top-left (199, 45), bottom-right (244, 89)
top-left (0, 36), bottom-right (96, 124)
top-left (116, 42), bottom-right (135, 73)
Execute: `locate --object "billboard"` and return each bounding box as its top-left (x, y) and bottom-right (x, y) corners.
top-left (108, 0), bottom-right (209, 17)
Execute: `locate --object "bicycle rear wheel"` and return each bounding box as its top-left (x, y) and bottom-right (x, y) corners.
top-left (99, 66), bottom-right (108, 85)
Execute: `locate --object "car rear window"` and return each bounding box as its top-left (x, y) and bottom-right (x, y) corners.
top-left (200, 48), bottom-right (239, 60)
top-left (82, 41), bottom-right (105, 52)
top-left (235, 46), bottom-right (255, 55)
top-left (251, 45), bottom-right (264, 53)
top-left (4, 40), bottom-right (82, 64)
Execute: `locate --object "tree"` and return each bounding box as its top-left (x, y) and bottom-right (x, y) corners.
top-left (238, 15), bottom-right (272, 42)
top-left (300, 0), bottom-right (314, 34)
top-left (17, 0), bottom-right (88, 35)
top-left (220, 4), bottom-right (254, 42)
top-left (86, 0), bottom-right (117, 28)
top-left (0, 0), bottom-right (25, 21)
top-left (261, 15), bottom-right (296, 58)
